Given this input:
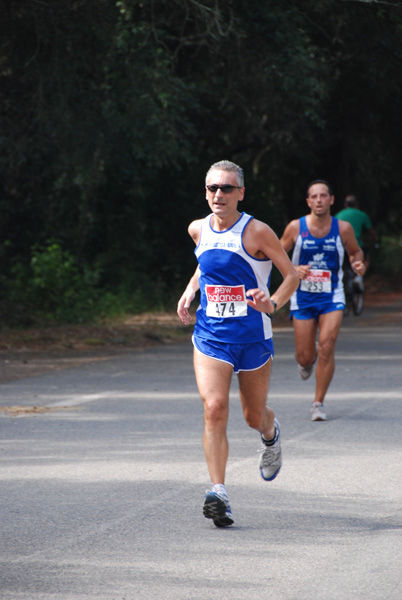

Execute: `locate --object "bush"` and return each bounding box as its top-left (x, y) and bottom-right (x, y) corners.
top-left (0, 242), bottom-right (181, 327)
top-left (371, 235), bottom-right (402, 279)
top-left (27, 242), bottom-right (100, 322)
top-left (0, 242), bottom-right (100, 325)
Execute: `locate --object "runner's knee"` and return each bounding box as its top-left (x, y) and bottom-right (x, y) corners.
top-left (318, 338), bottom-right (336, 362)
top-left (295, 346), bottom-right (316, 366)
top-left (242, 406), bottom-right (264, 430)
top-left (203, 397), bottom-right (229, 425)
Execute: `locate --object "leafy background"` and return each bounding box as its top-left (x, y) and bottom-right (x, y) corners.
top-left (1, 0), bottom-right (401, 325)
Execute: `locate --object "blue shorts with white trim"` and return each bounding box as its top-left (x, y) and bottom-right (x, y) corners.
top-left (290, 301), bottom-right (345, 321)
top-left (192, 335), bottom-right (274, 373)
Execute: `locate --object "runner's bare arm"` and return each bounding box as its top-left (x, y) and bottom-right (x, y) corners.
top-left (339, 221), bottom-right (366, 276)
top-left (280, 220), bottom-right (310, 280)
top-left (279, 220), bottom-right (298, 253)
top-left (188, 219), bottom-right (203, 245)
top-left (177, 266), bottom-right (200, 325)
top-left (177, 219), bottom-right (203, 325)
top-left (245, 220), bottom-right (299, 313)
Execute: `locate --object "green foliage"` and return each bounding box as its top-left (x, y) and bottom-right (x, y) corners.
top-left (0, 240), bottom-right (183, 326)
top-left (21, 243), bottom-right (98, 323)
top-left (0, 242), bottom-right (95, 325)
top-left (1, 0), bottom-right (402, 325)
top-left (372, 235), bottom-right (402, 279)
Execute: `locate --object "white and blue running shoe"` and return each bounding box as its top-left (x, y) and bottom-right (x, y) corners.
top-left (258, 418), bottom-right (282, 481)
top-left (203, 490), bottom-right (234, 528)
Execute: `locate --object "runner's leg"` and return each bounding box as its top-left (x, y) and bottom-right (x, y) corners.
top-left (314, 310), bottom-right (343, 404)
top-left (292, 317), bottom-right (318, 367)
top-left (238, 359), bottom-right (274, 439)
top-left (193, 348), bottom-right (232, 485)
top-left (239, 359), bottom-right (282, 481)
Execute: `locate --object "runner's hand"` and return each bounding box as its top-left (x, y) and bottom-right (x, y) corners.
top-left (295, 265), bottom-right (311, 280)
top-left (177, 289), bottom-right (195, 325)
top-left (246, 289), bottom-right (275, 314)
top-left (351, 261), bottom-right (366, 276)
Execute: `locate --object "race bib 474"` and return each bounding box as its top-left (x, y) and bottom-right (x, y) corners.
top-left (205, 284), bottom-right (248, 318)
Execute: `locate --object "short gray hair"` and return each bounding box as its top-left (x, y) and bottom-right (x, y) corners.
top-left (205, 160), bottom-right (244, 187)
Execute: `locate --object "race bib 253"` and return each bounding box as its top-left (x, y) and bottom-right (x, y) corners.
top-left (300, 269), bottom-right (331, 293)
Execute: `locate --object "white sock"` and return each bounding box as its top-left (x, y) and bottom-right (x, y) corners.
top-left (212, 484), bottom-right (227, 496)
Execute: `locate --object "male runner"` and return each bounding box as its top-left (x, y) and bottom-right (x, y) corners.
top-left (280, 180), bottom-right (365, 421)
top-left (177, 160), bottom-right (298, 527)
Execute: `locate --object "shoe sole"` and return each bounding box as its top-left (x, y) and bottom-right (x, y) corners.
top-left (311, 414), bottom-right (327, 421)
top-left (311, 407), bottom-right (327, 421)
top-left (260, 464), bottom-right (281, 481)
top-left (213, 515), bottom-right (234, 528)
top-left (203, 493), bottom-right (234, 527)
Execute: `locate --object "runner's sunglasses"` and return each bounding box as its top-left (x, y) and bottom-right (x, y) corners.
top-left (206, 184), bottom-right (242, 194)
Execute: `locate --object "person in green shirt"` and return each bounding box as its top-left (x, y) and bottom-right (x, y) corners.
top-left (336, 195), bottom-right (377, 277)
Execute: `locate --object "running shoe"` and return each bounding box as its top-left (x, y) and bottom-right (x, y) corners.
top-left (203, 490), bottom-right (234, 527)
top-left (298, 363), bottom-right (314, 380)
top-left (298, 343), bottom-right (318, 380)
top-left (310, 402), bottom-right (327, 421)
top-left (258, 418), bottom-right (282, 481)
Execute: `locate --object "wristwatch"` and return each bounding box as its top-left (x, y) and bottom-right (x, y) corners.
top-left (266, 299), bottom-right (277, 320)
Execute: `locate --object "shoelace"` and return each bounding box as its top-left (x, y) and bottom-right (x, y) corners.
top-left (257, 443), bottom-right (279, 464)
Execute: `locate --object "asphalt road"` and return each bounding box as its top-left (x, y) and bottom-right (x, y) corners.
top-left (1, 304), bottom-right (401, 600)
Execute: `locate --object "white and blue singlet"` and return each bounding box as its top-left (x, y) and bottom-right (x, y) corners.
top-left (193, 212), bottom-right (273, 344)
top-left (290, 216), bottom-right (345, 312)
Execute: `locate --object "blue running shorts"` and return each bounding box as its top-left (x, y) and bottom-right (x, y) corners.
top-left (192, 335), bottom-right (274, 373)
top-left (290, 301), bottom-right (345, 321)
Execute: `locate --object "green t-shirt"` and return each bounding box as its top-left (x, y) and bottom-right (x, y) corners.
top-left (335, 207), bottom-right (372, 246)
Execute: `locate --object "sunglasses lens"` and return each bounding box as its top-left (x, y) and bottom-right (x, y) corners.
top-left (207, 185), bottom-right (236, 193)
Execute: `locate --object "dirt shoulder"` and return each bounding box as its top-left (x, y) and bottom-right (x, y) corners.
top-left (1, 278), bottom-right (401, 384)
top-left (0, 312), bottom-right (195, 384)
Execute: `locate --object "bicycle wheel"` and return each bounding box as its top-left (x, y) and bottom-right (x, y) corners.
top-left (352, 290), bottom-right (364, 315)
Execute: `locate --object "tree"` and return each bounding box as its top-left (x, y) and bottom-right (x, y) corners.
top-left (1, 0), bottom-right (401, 323)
